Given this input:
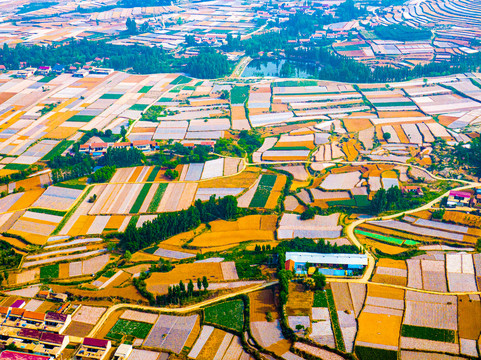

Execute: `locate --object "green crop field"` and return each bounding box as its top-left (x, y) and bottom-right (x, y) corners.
top-left (29, 208), bottom-right (66, 216)
top-left (204, 299), bottom-right (244, 332)
top-left (355, 346), bottom-right (398, 360)
top-left (230, 86), bottom-right (249, 104)
top-left (146, 166), bottom-right (160, 182)
top-left (106, 319), bottom-right (153, 340)
top-left (3, 163), bottom-right (30, 170)
top-left (313, 291), bottom-right (328, 307)
top-left (401, 325), bottom-right (456, 343)
top-left (249, 174), bottom-right (277, 208)
top-left (130, 183), bottom-right (152, 214)
top-left (148, 183), bottom-right (168, 212)
top-left (138, 86), bottom-right (153, 93)
top-left (100, 93), bottom-right (123, 100)
top-left (326, 289), bottom-right (345, 352)
top-left (42, 140), bottom-right (74, 160)
top-left (355, 230), bottom-right (405, 245)
top-left (129, 104), bottom-right (148, 111)
top-left (66, 115), bottom-right (95, 122)
top-left (40, 264), bottom-right (59, 280)
top-left (171, 75), bottom-right (192, 85)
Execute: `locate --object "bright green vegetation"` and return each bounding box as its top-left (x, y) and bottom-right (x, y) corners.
top-left (91, 166), bottom-right (116, 183)
top-left (3, 164), bottom-right (29, 170)
top-left (147, 183), bottom-right (167, 212)
top-left (66, 115), bottom-right (95, 122)
top-left (38, 75), bottom-right (56, 83)
top-left (355, 230), bottom-right (404, 245)
top-left (274, 80), bottom-right (318, 87)
top-left (204, 299), bottom-right (244, 332)
top-left (372, 101), bottom-right (414, 107)
top-left (401, 325), bottom-right (456, 343)
top-left (40, 264), bottom-right (59, 280)
top-left (103, 269), bottom-right (117, 278)
top-left (230, 86), bottom-right (249, 104)
top-left (355, 230), bottom-right (419, 246)
top-left (138, 86), bottom-right (153, 93)
top-left (130, 183), bottom-right (152, 214)
top-left (355, 346), bottom-right (398, 360)
top-left (140, 105), bottom-right (165, 122)
top-left (129, 104), bottom-right (148, 111)
top-left (42, 140), bottom-right (74, 161)
top-left (171, 75), bottom-right (192, 85)
top-left (100, 93), bottom-right (123, 100)
top-left (143, 246), bottom-right (158, 255)
top-left (374, 24), bottom-right (432, 42)
top-left (29, 208), bottom-right (67, 217)
top-left (106, 319), bottom-right (153, 341)
top-left (313, 291), bottom-right (328, 307)
top-left (326, 289), bottom-right (345, 352)
top-left (55, 182), bottom-right (86, 190)
top-left (146, 166), bottom-right (160, 182)
top-left (0, 240), bottom-right (22, 270)
top-left (249, 174), bottom-right (277, 208)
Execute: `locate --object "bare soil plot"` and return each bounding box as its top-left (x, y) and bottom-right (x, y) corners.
top-left (249, 288), bottom-right (278, 322)
top-left (73, 305), bottom-right (106, 324)
top-left (196, 328), bottom-right (228, 360)
top-left (286, 283), bottom-right (313, 316)
top-left (457, 295), bottom-right (481, 340)
top-left (330, 283), bottom-right (354, 312)
top-left (64, 321), bottom-right (94, 337)
top-left (144, 314), bottom-right (198, 353)
top-left (251, 320), bottom-right (285, 349)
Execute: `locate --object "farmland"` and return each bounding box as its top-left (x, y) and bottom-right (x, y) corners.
top-left (204, 299), bottom-right (245, 332)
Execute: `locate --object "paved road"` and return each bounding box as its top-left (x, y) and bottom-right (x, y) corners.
top-left (87, 281), bottom-right (277, 337)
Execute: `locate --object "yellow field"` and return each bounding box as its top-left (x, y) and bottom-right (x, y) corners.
top-left (286, 283), bottom-right (313, 316)
top-left (9, 189), bottom-right (45, 211)
top-left (199, 167), bottom-right (261, 188)
top-left (367, 284), bottom-right (404, 300)
top-left (376, 258), bottom-right (406, 269)
top-left (8, 230), bottom-right (47, 245)
top-left (265, 175), bottom-right (286, 209)
top-left (0, 235), bottom-right (28, 249)
top-left (104, 215), bottom-right (126, 230)
top-left (190, 230), bottom-right (274, 248)
top-left (68, 215), bottom-right (95, 237)
top-left (357, 312), bottom-right (402, 347)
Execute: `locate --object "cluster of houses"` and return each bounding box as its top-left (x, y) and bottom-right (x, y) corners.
top-left (15, 66), bottom-right (114, 79)
top-left (285, 252), bottom-right (368, 277)
top-left (79, 140), bottom-right (159, 156)
top-left (447, 189), bottom-right (481, 208)
top-left (0, 301), bottom-right (112, 360)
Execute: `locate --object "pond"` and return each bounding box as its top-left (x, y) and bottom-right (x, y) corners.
top-left (241, 58), bottom-right (319, 78)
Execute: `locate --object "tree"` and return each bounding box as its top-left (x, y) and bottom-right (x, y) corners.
top-left (300, 206), bottom-right (315, 220)
top-left (202, 276), bottom-right (209, 291)
top-left (383, 132), bottom-right (391, 141)
top-left (187, 279), bottom-right (194, 297)
top-left (477, 238), bottom-right (481, 252)
top-left (312, 273), bottom-right (326, 290)
top-left (179, 280), bottom-right (186, 295)
top-left (370, 188), bottom-right (388, 214)
top-left (164, 168), bottom-right (178, 180)
top-left (120, 126), bottom-right (127, 139)
top-left (187, 49), bottom-right (230, 79)
top-left (124, 250), bottom-right (132, 261)
top-left (197, 277), bottom-right (202, 291)
top-left (126, 18), bottom-right (138, 35)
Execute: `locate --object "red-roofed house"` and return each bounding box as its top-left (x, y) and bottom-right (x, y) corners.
top-left (0, 351), bottom-right (52, 360)
top-left (75, 338), bottom-right (111, 360)
top-left (447, 190), bottom-right (472, 207)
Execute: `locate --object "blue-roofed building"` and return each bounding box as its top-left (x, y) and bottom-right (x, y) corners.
top-left (285, 252), bottom-right (368, 276)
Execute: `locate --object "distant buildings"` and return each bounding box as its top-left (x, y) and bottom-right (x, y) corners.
top-left (285, 251), bottom-right (368, 276)
top-left (79, 140), bottom-right (159, 156)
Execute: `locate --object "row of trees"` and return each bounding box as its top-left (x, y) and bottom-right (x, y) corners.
top-left (163, 277), bottom-right (209, 305)
top-left (118, 195), bottom-right (238, 252)
top-left (99, 147), bottom-right (144, 167)
top-left (369, 186), bottom-right (423, 214)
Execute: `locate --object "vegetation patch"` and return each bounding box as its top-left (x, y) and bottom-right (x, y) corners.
top-left (401, 325), bottom-right (456, 343)
top-left (326, 289), bottom-right (345, 352)
top-left (313, 291), bottom-right (328, 307)
top-left (66, 115), bottom-right (95, 122)
top-left (138, 86), bottom-right (153, 93)
top-left (106, 319), bottom-right (153, 340)
top-left (42, 140), bottom-right (74, 161)
top-left (355, 346), bottom-right (398, 360)
top-left (230, 86), bottom-right (249, 104)
top-left (147, 183), bottom-right (167, 212)
top-left (100, 93), bottom-right (123, 100)
top-left (204, 299), bottom-right (244, 332)
top-left (29, 208), bottom-right (67, 216)
top-left (146, 166), bottom-right (160, 182)
top-left (249, 174), bottom-right (277, 208)
top-left (4, 164), bottom-right (29, 170)
top-left (129, 104), bottom-right (148, 111)
top-left (40, 264), bottom-right (59, 280)
top-left (130, 183), bottom-right (152, 214)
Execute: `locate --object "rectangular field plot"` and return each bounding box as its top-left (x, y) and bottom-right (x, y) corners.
top-left (106, 319), bottom-right (153, 340)
top-left (144, 314), bottom-right (198, 354)
top-left (121, 310), bottom-right (158, 324)
top-left (32, 186), bottom-right (83, 211)
top-left (204, 299), bottom-right (244, 332)
top-left (188, 325), bottom-right (214, 359)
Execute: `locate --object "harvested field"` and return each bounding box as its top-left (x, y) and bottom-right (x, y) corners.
top-left (457, 295), bottom-right (481, 340)
top-left (404, 301), bottom-right (457, 330)
top-left (330, 283), bottom-right (354, 312)
top-left (143, 314), bottom-right (198, 353)
top-left (120, 310), bottom-right (158, 324)
top-left (188, 325), bottom-right (214, 359)
top-left (356, 311), bottom-right (402, 349)
top-left (294, 343), bottom-right (344, 360)
top-left (348, 283), bottom-right (366, 317)
top-left (196, 328), bottom-right (227, 360)
top-left (249, 288), bottom-right (278, 322)
top-left (287, 283), bottom-right (313, 316)
top-left (251, 320), bottom-right (284, 348)
top-left (73, 305), bottom-right (106, 324)
top-left (64, 321), bottom-right (93, 337)
top-left (146, 263), bottom-right (224, 294)
top-left (400, 337), bottom-right (459, 354)
top-left (220, 262), bottom-right (238, 281)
